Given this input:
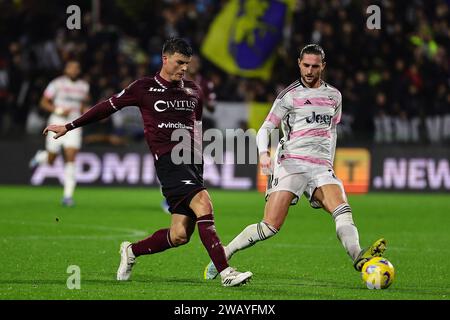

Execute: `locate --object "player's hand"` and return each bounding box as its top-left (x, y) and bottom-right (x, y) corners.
top-left (43, 125), bottom-right (68, 139)
top-left (259, 152), bottom-right (272, 175)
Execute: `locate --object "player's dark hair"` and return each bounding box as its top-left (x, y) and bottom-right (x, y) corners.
top-left (162, 37), bottom-right (193, 57)
top-left (299, 44), bottom-right (325, 62)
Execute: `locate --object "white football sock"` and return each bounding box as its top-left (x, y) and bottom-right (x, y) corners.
top-left (224, 221), bottom-right (278, 260)
top-left (333, 203), bottom-right (361, 260)
top-left (63, 162), bottom-right (76, 199)
top-left (36, 150), bottom-right (49, 164)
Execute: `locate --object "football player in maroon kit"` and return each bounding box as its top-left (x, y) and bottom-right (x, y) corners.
top-left (43, 38), bottom-right (252, 287)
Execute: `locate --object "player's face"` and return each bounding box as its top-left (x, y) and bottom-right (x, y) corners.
top-left (65, 62), bottom-right (81, 80)
top-left (162, 52), bottom-right (192, 82)
top-left (298, 54), bottom-right (325, 88)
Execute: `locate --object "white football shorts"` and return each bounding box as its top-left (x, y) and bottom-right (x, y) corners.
top-left (45, 114), bottom-right (82, 153)
top-left (265, 163), bottom-right (346, 209)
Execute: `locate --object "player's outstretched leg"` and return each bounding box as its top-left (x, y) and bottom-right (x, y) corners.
top-left (197, 213), bottom-right (254, 286)
top-left (315, 184), bottom-right (381, 272)
top-left (204, 190), bottom-right (291, 281)
top-left (331, 203), bottom-right (387, 271)
top-left (204, 221), bottom-right (278, 280)
top-left (353, 238), bottom-right (387, 271)
top-left (192, 190), bottom-right (253, 287)
top-left (332, 203), bottom-right (362, 261)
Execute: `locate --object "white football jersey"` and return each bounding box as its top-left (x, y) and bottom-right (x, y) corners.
top-left (43, 75), bottom-right (89, 122)
top-left (257, 79), bottom-right (342, 168)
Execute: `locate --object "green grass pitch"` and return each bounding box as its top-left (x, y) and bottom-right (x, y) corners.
top-left (1, 186), bottom-right (449, 300)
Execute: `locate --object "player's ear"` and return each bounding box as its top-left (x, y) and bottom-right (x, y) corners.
top-left (297, 58), bottom-right (301, 67)
top-left (321, 61), bottom-right (326, 71)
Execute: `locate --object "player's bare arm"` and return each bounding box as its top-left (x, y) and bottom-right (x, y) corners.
top-left (259, 151), bottom-right (272, 175)
top-left (256, 116), bottom-right (279, 175)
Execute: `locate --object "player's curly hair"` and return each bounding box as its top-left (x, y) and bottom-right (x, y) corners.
top-left (299, 44), bottom-right (325, 62)
top-left (162, 37), bottom-right (193, 57)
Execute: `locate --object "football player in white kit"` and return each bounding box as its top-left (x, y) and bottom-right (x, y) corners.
top-left (30, 60), bottom-right (90, 206)
top-left (204, 44), bottom-right (387, 280)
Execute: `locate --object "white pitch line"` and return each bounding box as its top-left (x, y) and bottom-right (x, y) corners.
top-left (0, 219), bottom-right (147, 240)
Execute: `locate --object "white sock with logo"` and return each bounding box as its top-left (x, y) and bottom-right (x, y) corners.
top-left (63, 162), bottom-right (76, 199)
top-left (333, 203), bottom-right (361, 260)
top-left (224, 222), bottom-right (278, 260)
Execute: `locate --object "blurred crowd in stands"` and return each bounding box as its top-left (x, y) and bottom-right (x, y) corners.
top-left (0, 0), bottom-right (448, 144)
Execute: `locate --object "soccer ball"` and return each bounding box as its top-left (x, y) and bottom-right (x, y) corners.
top-left (361, 257), bottom-right (395, 289)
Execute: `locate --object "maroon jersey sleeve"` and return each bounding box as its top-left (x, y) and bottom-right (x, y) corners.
top-left (109, 80), bottom-right (141, 110)
top-left (65, 80), bottom-right (141, 130)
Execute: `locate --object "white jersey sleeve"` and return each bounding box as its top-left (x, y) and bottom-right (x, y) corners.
top-left (256, 82), bottom-right (298, 154)
top-left (43, 79), bottom-right (58, 100)
top-left (329, 91), bottom-right (342, 164)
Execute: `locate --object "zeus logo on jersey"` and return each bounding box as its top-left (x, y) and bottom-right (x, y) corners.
top-left (154, 100), bottom-right (196, 112)
top-left (306, 112), bottom-right (333, 125)
top-left (149, 87), bottom-right (165, 92)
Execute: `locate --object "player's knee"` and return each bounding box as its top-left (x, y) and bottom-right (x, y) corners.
top-left (170, 228), bottom-right (191, 246)
top-left (192, 200), bottom-right (213, 217)
top-left (172, 235), bottom-right (190, 246)
top-left (170, 233), bottom-right (190, 247)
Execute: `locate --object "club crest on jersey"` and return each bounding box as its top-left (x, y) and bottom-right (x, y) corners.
top-left (328, 96), bottom-right (337, 105)
top-left (184, 87), bottom-right (195, 96)
top-left (306, 111), bottom-right (333, 125)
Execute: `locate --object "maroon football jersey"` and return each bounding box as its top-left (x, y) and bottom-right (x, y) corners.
top-left (67, 73), bottom-right (204, 158)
